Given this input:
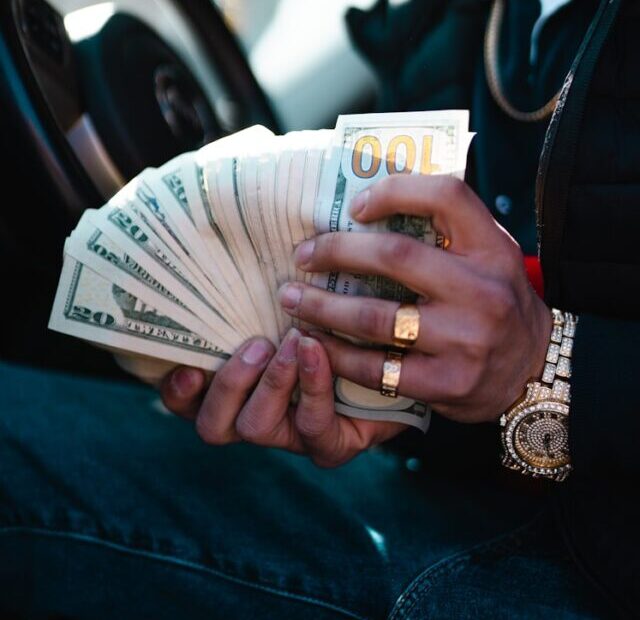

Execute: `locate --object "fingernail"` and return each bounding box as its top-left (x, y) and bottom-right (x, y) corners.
top-left (241, 339), bottom-right (272, 366)
top-left (294, 239), bottom-right (315, 268)
top-left (278, 328), bottom-right (301, 363)
top-left (299, 337), bottom-right (319, 373)
top-left (278, 283), bottom-right (302, 310)
top-left (350, 189), bottom-right (369, 219)
top-left (170, 367), bottom-right (202, 398)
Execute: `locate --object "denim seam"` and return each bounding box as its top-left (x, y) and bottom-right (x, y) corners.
top-left (0, 525), bottom-right (367, 620)
top-left (387, 513), bottom-right (544, 620)
top-left (390, 555), bottom-right (470, 620)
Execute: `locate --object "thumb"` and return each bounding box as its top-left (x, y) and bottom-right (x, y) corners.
top-left (160, 366), bottom-right (206, 420)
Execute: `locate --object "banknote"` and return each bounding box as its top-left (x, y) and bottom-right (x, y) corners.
top-left (49, 255), bottom-right (227, 370)
top-left (314, 110), bottom-right (472, 296)
top-left (50, 111), bottom-right (473, 432)
top-left (314, 111), bottom-right (472, 426)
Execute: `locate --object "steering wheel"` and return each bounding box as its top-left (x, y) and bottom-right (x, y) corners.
top-left (0, 0), bottom-right (279, 216)
top-left (0, 0), bottom-right (279, 373)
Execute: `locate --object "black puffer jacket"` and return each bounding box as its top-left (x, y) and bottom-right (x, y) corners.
top-left (349, 0), bottom-right (640, 615)
top-left (539, 1), bottom-right (640, 616)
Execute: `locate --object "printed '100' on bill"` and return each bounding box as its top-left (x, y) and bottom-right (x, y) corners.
top-left (313, 111), bottom-right (472, 302)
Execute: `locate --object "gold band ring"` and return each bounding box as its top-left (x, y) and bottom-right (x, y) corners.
top-left (393, 303), bottom-right (420, 349)
top-left (381, 350), bottom-right (403, 398)
top-left (436, 234), bottom-right (451, 250)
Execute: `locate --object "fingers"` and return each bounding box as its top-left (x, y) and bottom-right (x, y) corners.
top-left (349, 175), bottom-right (495, 250)
top-left (195, 337), bottom-right (274, 445)
top-left (294, 232), bottom-right (469, 300)
top-left (160, 367), bottom-right (206, 420)
top-left (312, 330), bottom-right (449, 403)
top-left (295, 337), bottom-right (407, 467)
top-left (279, 283), bottom-right (444, 353)
top-left (234, 329), bottom-right (304, 451)
top-left (294, 337), bottom-right (343, 466)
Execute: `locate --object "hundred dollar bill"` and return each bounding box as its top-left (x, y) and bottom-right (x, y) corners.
top-left (312, 111), bottom-right (473, 430)
top-left (315, 110), bottom-right (472, 295)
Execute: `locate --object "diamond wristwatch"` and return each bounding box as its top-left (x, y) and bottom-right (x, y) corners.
top-left (500, 309), bottom-right (577, 482)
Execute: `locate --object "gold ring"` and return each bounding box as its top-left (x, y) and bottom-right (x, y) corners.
top-left (380, 350), bottom-right (403, 398)
top-left (393, 303), bottom-right (420, 348)
top-left (436, 233), bottom-right (451, 250)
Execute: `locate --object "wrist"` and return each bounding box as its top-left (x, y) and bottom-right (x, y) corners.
top-left (530, 299), bottom-right (554, 381)
top-left (501, 298), bottom-right (553, 416)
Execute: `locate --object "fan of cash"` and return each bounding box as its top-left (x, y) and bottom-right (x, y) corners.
top-left (49, 111), bottom-right (472, 431)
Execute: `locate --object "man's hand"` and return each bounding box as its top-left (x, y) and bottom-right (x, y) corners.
top-left (278, 175), bottom-right (552, 424)
top-left (160, 330), bottom-right (405, 467)
top-left (161, 174), bottom-right (550, 464)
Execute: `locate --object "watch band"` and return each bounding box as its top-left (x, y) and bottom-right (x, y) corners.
top-left (536, 309), bottom-right (577, 404)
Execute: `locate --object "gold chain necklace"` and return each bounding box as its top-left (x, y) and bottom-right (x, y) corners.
top-left (484, 0), bottom-right (561, 122)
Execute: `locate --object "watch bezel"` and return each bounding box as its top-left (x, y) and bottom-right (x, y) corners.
top-left (501, 399), bottom-right (572, 480)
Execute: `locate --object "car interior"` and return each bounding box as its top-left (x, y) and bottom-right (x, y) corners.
top-left (0, 0), bottom-right (378, 379)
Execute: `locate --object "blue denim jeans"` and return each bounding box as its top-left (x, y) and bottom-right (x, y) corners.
top-left (0, 362), bottom-right (611, 619)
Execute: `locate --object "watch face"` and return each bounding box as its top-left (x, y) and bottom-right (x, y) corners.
top-left (513, 407), bottom-right (570, 470)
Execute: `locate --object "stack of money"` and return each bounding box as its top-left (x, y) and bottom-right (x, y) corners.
top-left (49, 111), bottom-right (472, 431)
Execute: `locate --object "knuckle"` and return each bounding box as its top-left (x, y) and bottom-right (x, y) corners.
top-left (487, 281), bottom-right (518, 321)
top-left (261, 363), bottom-right (291, 392)
top-left (497, 240), bottom-right (525, 279)
top-left (439, 176), bottom-right (468, 203)
top-left (302, 379), bottom-right (331, 400)
top-left (235, 410), bottom-right (272, 444)
top-left (448, 366), bottom-right (481, 401)
top-left (212, 369), bottom-right (239, 397)
top-left (363, 359), bottom-right (383, 389)
top-left (380, 234), bottom-right (415, 267)
top-left (195, 414), bottom-right (226, 446)
top-left (353, 428), bottom-right (374, 453)
top-left (234, 412), bottom-right (260, 442)
top-left (373, 174), bottom-right (402, 204)
top-left (463, 274), bottom-right (487, 301)
top-left (463, 332), bottom-right (491, 364)
top-left (317, 232), bottom-right (342, 263)
top-left (301, 288), bottom-right (324, 320)
top-left (358, 302), bottom-right (389, 340)
top-left (456, 314), bottom-right (492, 361)
top-left (503, 237), bottom-right (524, 266)
top-left (296, 416), bottom-right (328, 440)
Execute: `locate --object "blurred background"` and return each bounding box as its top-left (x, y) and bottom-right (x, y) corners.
top-left (213, 0), bottom-right (379, 130)
top-left (49, 0), bottom-right (382, 131)
top-left (0, 0), bottom-right (389, 375)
